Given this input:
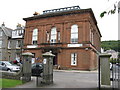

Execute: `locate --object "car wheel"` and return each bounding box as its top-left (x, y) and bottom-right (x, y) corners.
top-left (7, 69), bottom-right (11, 72)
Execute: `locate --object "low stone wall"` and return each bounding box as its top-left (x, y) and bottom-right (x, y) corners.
top-left (0, 70), bottom-right (22, 80)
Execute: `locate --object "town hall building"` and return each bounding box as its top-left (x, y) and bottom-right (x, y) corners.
top-left (23, 6), bottom-right (101, 70)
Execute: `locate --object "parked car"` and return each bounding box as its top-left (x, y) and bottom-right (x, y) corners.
top-left (0, 62), bottom-right (9, 71)
top-left (31, 63), bottom-right (43, 76)
top-left (0, 61), bottom-right (20, 72)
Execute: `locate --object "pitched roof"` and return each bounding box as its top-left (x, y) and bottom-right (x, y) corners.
top-left (0, 25), bottom-right (12, 37)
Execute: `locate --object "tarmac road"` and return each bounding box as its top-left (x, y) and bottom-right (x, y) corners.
top-left (15, 70), bottom-right (98, 88)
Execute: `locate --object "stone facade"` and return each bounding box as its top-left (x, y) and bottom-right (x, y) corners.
top-left (23, 6), bottom-right (101, 70)
top-left (0, 23), bottom-right (24, 62)
top-left (0, 23), bottom-right (12, 61)
top-left (9, 24), bottom-right (24, 62)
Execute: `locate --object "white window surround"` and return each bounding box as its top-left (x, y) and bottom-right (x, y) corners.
top-left (27, 45), bottom-right (38, 48)
top-left (12, 29), bottom-right (24, 38)
top-left (68, 44), bottom-right (83, 47)
top-left (71, 24), bottom-right (78, 43)
top-left (71, 53), bottom-right (77, 66)
top-left (50, 27), bottom-right (57, 43)
top-left (8, 41), bottom-right (11, 49)
top-left (46, 32), bottom-right (49, 42)
top-left (91, 32), bottom-right (94, 45)
top-left (32, 29), bottom-right (38, 44)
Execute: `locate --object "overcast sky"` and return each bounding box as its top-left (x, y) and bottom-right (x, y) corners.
top-left (0, 0), bottom-right (118, 41)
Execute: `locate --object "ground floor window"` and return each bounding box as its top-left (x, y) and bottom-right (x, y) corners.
top-left (71, 53), bottom-right (77, 65)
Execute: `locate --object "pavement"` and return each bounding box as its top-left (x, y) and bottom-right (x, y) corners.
top-left (14, 70), bottom-right (98, 88)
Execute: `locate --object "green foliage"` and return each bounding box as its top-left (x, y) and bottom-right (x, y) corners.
top-left (109, 58), bottom-right (119, 64)
top-left (100, 11), bottom-right (107, 18)
top-left (100, 0), bottom-right (118, 18)
top-left (0, 78), bottom-right (22, 88)
top-left (101, 40), bottom-right (120, 52)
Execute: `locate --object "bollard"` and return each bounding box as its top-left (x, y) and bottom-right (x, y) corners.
top-left (99, 53), bottom-right (111, 86)
top-left (22, 52), bottom-right (33, 83)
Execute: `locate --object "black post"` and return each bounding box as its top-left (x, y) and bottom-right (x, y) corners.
top-left (98, 57), bottom-right (101, 90)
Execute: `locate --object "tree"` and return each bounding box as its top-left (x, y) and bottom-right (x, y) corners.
top-left (100, 0), bottom-right (120, 18)
top-left (101, 40), bottom-right (120, 52)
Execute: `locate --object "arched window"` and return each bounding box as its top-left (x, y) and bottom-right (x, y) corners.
top-left (71, 24), bottom-right (78, 43)
top-left (32, 28), bottom-right (38, 45)
top-left (50, 27), bottom-right (57, 43)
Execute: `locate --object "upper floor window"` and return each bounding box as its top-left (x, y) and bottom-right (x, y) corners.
top-left (91, 32), bottom-right (94, 45)
top-left (32, 29), bottom-right (38, 45)
top-left (8, 41), bottom-right (11, 49)
top-left (0, 40), bottom-right (2, 48)
top-left (58, 32), bottom-right (60, 42)
top-left (12, 29), bottom-right (24, 38)
top-left (71, 25), bottom-right (78, 43)
top-left (0, 31), bottom-right (2, 36)
top-left (16, 40), bottom-right (21, 48)
top-left (46, 31), bottom-right (49, 42)
top-left (50, 27), bottom-right (57, 43)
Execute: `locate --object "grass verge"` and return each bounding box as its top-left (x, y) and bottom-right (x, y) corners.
top-left (0, 78), bottom-right (22, 88)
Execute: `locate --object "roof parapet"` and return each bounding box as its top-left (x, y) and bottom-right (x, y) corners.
top-left (43, 6), bottom-right (80, 14)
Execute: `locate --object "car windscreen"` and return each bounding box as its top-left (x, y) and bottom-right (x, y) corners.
top-left (4, 62), bottom-right (12, 66)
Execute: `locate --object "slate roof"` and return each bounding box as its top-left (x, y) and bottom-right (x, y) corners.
top-left (0, 25), bottom-right (12, 37)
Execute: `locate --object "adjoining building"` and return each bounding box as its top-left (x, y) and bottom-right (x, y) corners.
top-left (0, 23), bottom-right (12, 61)
top-left (23, 6), bottom-right (102, 70)
top-left (0, 23), bottom-right (24, 62)
top-left (8, 24), bottom-right (24, 62)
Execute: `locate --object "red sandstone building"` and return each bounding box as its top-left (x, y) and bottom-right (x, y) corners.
top-left (23, 6), bottom-right (101, 70)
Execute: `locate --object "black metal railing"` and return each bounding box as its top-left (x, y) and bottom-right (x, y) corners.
top-left (110, 54), bottom-right (120, 90)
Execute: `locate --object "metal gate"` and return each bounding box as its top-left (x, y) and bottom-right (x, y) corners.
top-left (98, 53), bottom-right (120, 90)
top-left (110, 55), bottom-right (120, 90)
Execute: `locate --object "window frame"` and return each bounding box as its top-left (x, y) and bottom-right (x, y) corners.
top-left (16, 40), bottom-right (21, 48)
top-left (46, 31), bottom-right (50, 42)
top-left (71, 24), bottom-right (78, 43)
top-left (8, 40), bottom-right (11, 49)
top-left (50, 27), bottom-right (57, 43)
top-left (32, 28), bottom-right (38, 45)
top-left (71, 53), bottom-right (77, 66)
top-left (58, 31), bottom-right (60, 42)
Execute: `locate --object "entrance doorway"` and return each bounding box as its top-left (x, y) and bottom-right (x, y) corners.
top-left (53, 53), bottom-right (57, 65)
